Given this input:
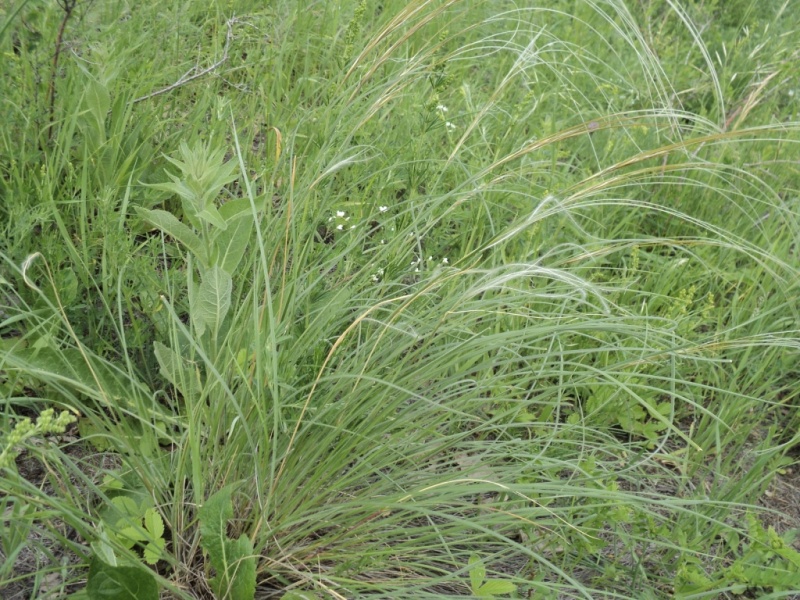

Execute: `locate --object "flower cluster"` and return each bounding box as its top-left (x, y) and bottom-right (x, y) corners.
top-left (328, 209), bottom-right (355, 231)
top-left (436, 104), bottom-right (457, 131)
top-left (410, 255), bottom-right (449, 273)
top-left (0, 409), bottom-right (76, 469)
top-left (322, 204), bottom-right (452, 285)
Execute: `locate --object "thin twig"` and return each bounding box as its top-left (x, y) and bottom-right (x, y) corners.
top-left (132, 17), bottom-right (238, 104)
top-left (47, 0), bottom-right (77, 141)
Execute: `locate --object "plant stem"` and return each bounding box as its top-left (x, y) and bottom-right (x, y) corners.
top-left (47, 0), bottom-right (77, 142)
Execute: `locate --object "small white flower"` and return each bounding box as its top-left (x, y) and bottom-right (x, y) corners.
top-left (427, 256), bottom-right (433, 261)
top-left (336, 224), bottom-right (344, 230)
top-left (442, 257), bottom-right (449, 264)
top-left (379, 206), bottom-right (389, 212)
top-left (446, 122), bottom-right (456, 131)
top-left (380, 239), bottom-right (386, 244)
top-left (336, 210), bottom-right (346, 218)
top-left (436, 104), bottom-right (448, 112)
top-left (414, 268), bottom-right (420, 272)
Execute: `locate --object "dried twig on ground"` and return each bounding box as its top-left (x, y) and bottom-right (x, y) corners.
top-left (132, 17), bottom-right (238, 104)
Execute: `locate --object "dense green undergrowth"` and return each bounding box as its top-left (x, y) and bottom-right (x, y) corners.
top-left (2, 0), bottom-right (800, 598)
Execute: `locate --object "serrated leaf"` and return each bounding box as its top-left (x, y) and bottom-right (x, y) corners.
top-left (115, 525), bottom-right (147, 548)
top-left (101, 474), bottom-right (124, 491)
top-left (143, 538), bottom-right (165, 565)
top-left (143, 508), bottom-right (164, 539)
top-left (110, 496), bottom-right (141, 518)
top-left (87, 556), bottom-right (158, 600)
top-left (469, 554), bottom-right (485, 592)
top-left (191, 265), bottom-right (232, 335)
top-left (134, 207), bottom-right (209, 267)
top-left (476, 580), bottom-right (517, 597)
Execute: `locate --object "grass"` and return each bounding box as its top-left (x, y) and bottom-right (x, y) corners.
top-left (1, 0), bottom-right (800, 598)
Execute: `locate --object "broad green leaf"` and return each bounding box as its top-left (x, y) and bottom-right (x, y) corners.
top-left (147, 179), bottom-right (196, 205)
top-left (191, 265), bottom-right (232, 335)
top-left (218, 197), bottom-right (255, 220)
top-left (78, 419), bottom-right (114, 452)
top-left (8, 347), bottom-right (133, 403)
top-left (153, 341), bottom-right (201, 397)
top-left (199, 486), bottom-right (231, 571)
top-left (210, 195), bottom-right (268, 274)
top-left (152, 341), bottom-right (182, 389)
top-left (87, 556), bottom-right (158, 600)
top-left (212, 209), bottom-right (253, 274)
top-left (90, 533), bottom-right (118, 568)
top-left (162, 151), bottom-right (189, 174)
top-left (101, 497), bottom-right (146, 549)
top-left (477, 580), bottom-right (517, 597)
top-left (180, 196), bottom-right (204, 230)
top-left (134, 207), bottom-right (209, 266)
top-left (199, 485), bottom-right (256, 600)
top-left (224, 535), bottom-right (256, 600)
top-left (160, 141), bottom-right (238, 211)
top-left (58, 269), bottom-right (79, 306)
top-left (197, 203), bottom-right (228, 230)
top-left (80, 80), bottom-right (110, 150)
top-left (201, 161), bottom-right (240, 198)
top-left (0, 501), bottom-right (30, 576)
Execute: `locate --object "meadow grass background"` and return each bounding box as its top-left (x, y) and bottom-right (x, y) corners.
top-left (1, 0), bottom-right (800, 598)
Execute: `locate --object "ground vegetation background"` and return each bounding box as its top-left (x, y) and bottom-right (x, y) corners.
top-left (1, 0), bottom-right (800, 598)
